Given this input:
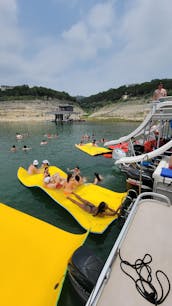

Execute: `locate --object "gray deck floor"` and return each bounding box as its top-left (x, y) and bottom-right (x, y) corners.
top-left (97, 199), bottom-right (172, 306)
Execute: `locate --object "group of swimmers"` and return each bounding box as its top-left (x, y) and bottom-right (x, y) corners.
top-left (40, 134), bottom-right (58, 145)
top-left (27, 160), bottom-right (120, 217)
top-left (44, 133), bottom-right (58, 139)
top-left (11, 140), bottom-right (52, 151)
top-left (10, 145), bottom-right (32, 152)
top-left (78, 133), bottom-right (107, 147)
top-left (11, 131), bottom-right (59, 152)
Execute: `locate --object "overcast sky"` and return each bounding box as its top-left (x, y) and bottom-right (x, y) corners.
top-left (0, 0), bottom-right (172, 96)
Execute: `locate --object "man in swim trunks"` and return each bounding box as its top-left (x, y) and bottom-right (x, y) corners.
top-left (152, 83), bottom-right (167, 100)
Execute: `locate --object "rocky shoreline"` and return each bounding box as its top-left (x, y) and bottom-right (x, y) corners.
top-left (0, 98), bottom-right (152, 122)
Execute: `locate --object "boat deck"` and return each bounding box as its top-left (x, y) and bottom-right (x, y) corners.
top-left (86, 193), bottom-right (172, 306)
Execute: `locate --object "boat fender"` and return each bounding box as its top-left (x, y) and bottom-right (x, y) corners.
top-left (112, 148), bottom-right (126, 161)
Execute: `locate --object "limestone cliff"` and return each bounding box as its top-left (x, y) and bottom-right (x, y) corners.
top-left (0, 99), bottom-right (84, 121)
top-left (0, 97), bottom-right (152, 121)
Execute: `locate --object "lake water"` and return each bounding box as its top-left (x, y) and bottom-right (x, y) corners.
top-left (0, 120), bottom-right (138, 306)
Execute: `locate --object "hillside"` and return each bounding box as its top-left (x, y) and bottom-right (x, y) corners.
top-left (89, 97), bottom-right (152, 121)
top-left (0, 97), bottom-right (151, 122)
top-left (0, 79), bottom-right (171, 121)
top-left (0, 99), bottom-right (84, 121)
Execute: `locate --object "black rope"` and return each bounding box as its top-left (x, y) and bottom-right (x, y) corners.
top-left (119, 250), bottom-right (170, 305)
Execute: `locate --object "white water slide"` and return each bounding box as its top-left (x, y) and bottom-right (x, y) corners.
top-left (104, 101), bottom-right (172, 146)
top-left (115, 139), bottom-right (172, 165)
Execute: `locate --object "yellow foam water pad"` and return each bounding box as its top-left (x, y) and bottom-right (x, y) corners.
top-left (75, 143), bottom-right (112, 156)
top-left (18, 166), bottom-right (127, 234)
top-left (0, 203), bottom-right (87, 306)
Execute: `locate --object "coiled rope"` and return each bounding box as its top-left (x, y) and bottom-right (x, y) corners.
top-left (119, 251), bottom-right (170, 305)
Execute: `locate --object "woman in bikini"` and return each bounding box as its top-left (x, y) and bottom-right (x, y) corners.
top-left (67, 192), bottom-right (121, 217)
top-left (63, 174), bottom-right (76, 195)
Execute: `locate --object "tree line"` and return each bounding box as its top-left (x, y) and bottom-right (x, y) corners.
top-left (0, 85), bottom-right (76, 102)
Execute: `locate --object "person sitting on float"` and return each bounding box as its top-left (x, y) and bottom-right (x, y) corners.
top-left (41, 160), bottom-right (50, 171)
top-left (28, 160), bottom-right (40, 175)
top-left (92, 139), bottom-right (97, 146)
top-left (43, 172), bottom-right (65, 189)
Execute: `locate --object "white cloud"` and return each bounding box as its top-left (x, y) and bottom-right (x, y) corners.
top-left (0, 0), bottom-right (23, 57)
top-left (113, 0), bottom-right (172, 85)
top-left (121, 0), bottom-right (172, 51)
top-left (0, 0), bottom-right (172, 95)
top-left (61, 2), bottom-right (115, 61)
top-left (0, 0), bottom-right (25, 85)
top-left (0, 0), bottom-right (116, 91)
top-left (60, 0), bottom-right (172, 94)
top-left (87, 2), bottom-right (115, 30)
top-left (62, 22), bottom-right (88, 44)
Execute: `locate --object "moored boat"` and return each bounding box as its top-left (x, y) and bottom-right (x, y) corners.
top-left (105, 97), bottom-right (172, 197)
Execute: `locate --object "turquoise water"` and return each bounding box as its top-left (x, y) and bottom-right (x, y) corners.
top-left (0, 120), bottom-right (138, 306)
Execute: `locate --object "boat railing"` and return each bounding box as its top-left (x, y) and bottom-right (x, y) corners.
top-left (158, 96), bottom-right (172, 102)
top-left (86, 192), bottom-right (171, 306)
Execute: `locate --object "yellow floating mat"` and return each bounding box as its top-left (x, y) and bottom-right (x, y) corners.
top-left (75, 143), bottom-right (112, 156)
top-left (18, 166), bottom-right (127, 234)
top-left (0, 203), bottom-right (87, 306)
